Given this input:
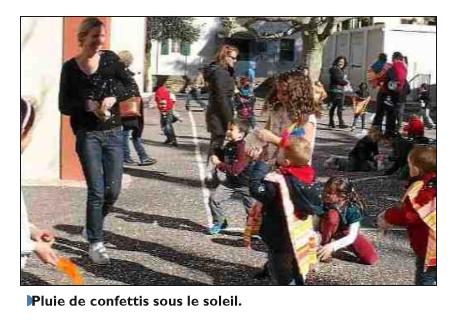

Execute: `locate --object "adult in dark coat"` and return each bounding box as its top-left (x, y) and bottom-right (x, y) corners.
top-left (118, 50), bottom-right (156, 166)
top-left (204, 45), bottom-right (239, 164)
top-left (329, 56), bottom-right (349, 128)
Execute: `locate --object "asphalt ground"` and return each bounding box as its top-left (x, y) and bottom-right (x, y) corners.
top-left (21, 98), bottom-right (436, 286)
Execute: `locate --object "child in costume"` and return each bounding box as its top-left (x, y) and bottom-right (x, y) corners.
top-left (315, 177), bottom-right (378, 265)
top-left (208, 120), bottom-right (255, 235)
top-left (378, 146), bottom-right (436, 285)
top-left (235, 77), bottom-right (256, 128)
top-left (351, 82), bottom-right (371, 131)
top-left (249, 137), bottom-right (323, 285)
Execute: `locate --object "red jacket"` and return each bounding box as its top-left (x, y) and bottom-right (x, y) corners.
top-left (384, 173), bottom-right (436, 260)
top-left (155, 86), bottom-right (174, 113)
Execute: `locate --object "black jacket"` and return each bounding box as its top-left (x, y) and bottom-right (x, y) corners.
top-left (204, 62), bottom-right (236, 136)
top-left (329, 66), bottom-right (348, 92)
top-left (349, 135), bottom-right (379, 162)
top-left (59, 50), bottom-right (134, 133)
top-left (249, 162), bottom-right (323, 252)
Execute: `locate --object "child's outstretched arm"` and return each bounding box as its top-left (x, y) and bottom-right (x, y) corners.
top-left (319, 222), bottom-right (361, 261)
top-left (249, 161), bottom-right (277, 204)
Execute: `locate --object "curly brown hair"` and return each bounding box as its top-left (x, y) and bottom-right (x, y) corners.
top-left (264, 69), bottom-right (320, 124)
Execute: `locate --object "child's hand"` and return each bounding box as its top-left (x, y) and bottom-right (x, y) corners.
top-left (35, 242), bottom-right (59, 267)
top-left (246, 147), bottom-right (263, 161)
top-left (317, 244), bottom-right (334, 262)
top-left (31, 229), bottom-right (55, 245)
top-left (210, 156), bottom-right (221, 165)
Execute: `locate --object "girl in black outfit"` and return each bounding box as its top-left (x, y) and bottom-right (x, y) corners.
top-left (329, 56), bottom-right (349, 129)
top-left (59, 18), bottom-right (135, 265)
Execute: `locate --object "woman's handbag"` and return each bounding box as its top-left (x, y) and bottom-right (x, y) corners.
top-left (120, 97), bottom-right (142, 118)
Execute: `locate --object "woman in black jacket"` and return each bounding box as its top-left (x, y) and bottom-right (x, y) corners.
top-left (329, 56), bottom-right (349, 129)
top-left (58, 18), bottom-right (134, 265)
top-left (204, 45), bottom-right (239, 181)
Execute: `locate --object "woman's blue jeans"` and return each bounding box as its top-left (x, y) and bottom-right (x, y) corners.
top-left (76, 129), bottom-right (124, 243)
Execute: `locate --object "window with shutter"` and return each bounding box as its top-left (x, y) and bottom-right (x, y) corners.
top-left (161, 40), bottom-right (169, 55)
top-left (181, 42), bottom-right (191, 56)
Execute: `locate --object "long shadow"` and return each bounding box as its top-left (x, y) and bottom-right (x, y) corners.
top-left (21, 272), bottom-right (52, 286)
top-left (124, 167), bottom-right (203, 188)
top-left (211, 238), bottom-right (267, 253)
top-left (113, 207), bottom-right (208, 234)
top-left (54, 225), bottom-right (269, 286)
top-left (52, 237), bottom-right (205, 286)
top-left (142, 139), bottom-right (197, 152)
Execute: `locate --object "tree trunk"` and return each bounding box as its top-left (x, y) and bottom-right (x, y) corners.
top-left (144, 43), bottom-right (153, 93)
top-left (302, 32), bottom-right (327, 81)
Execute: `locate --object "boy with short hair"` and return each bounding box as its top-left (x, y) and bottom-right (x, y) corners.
top-left (208, 120), bottom-right (255, 235)
top-left (249, 137), bottom-right (323, 285)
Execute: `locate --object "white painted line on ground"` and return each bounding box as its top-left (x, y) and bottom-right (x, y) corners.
top-left (188, 110), bottom-right (214, 229)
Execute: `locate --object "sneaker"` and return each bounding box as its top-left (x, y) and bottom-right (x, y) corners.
top-left (208, 221), bottom-right (229, 236)
top-left (138, 158), bottom-right (157, 166)
top-left (89, 242), bottom-right (111, 265)
top-left (339, 124), bottom-right (349, 129)
top-left (171, 141), bottom-right (179, 147)
top-left (350, 126), bottom-right (356, 132)
top-left (124, 159), bottom-right (137, 166)
top-left (163, 139), bottom-right (173, 145)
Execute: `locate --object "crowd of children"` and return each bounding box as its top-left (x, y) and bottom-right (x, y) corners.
top-left (22, 49), bottom-right (436, 286)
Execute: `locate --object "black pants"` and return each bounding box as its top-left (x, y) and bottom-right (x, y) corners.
top-left (373, 92), bottom-right (399, 134)
top-left (329, 94), bottom-right (345, 126)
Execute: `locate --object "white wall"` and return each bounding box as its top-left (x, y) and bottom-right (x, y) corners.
top-left (384, 25), bottom-right (437, 83)
top-left (155, 17), bottom-right (220, 77)
top-left (110, 17), bottom-right (147, 92)
top-left (21, 17), bottom-right (63, 184)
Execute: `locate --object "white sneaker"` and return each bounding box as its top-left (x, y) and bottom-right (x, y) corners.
top-left (89, 242), bottom-right (111, 265)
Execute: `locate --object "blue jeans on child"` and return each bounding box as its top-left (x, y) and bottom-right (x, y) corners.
top-left (123, 130), bottom-right (150, 163)
top-left (160, 112), bottom-right (177, 142)
top-left (75, 129), bottom-right (124, 244)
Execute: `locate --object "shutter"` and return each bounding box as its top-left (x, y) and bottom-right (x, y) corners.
top-left (181, 42), bottom-right (191, 56)
top-left (161, 40), bottom-right (169, 55)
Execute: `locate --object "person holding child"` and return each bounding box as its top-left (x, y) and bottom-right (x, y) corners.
top-left (208, 120), bottom-right (255, 235)
top-left (315, 177), bottom-right (378, 265)
top-left (378, 146), bottom-right (436, 285)
top-left (250, 137), bottom-right (323, 285)
top-left (21, 98), bottom-right (59, 270)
